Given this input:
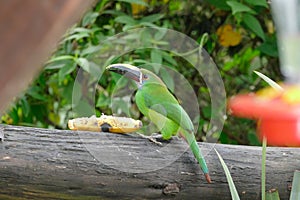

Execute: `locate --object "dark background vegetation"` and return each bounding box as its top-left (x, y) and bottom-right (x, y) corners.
top-left (1, 0), bottom-right (280, 146)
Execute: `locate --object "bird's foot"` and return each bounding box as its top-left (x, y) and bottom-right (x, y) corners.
top-left (137, 133), bottom-right (163, 146)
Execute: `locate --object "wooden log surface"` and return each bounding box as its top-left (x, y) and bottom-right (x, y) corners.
top-left (0, 125), bottom-right (299, 199)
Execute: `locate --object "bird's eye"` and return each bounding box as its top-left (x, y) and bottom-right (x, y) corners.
top-left (143, 74), bottom-right (148, 80)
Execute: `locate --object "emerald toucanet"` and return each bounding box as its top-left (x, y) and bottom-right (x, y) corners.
top-left (106, 63), bottom-right (211, 183)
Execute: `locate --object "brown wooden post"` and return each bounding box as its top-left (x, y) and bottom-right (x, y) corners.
top-left (0, 0), bottom-right (94, 115)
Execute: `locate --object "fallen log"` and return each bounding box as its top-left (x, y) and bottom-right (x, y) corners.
top-left (0, 125), bottom-right (298, 199)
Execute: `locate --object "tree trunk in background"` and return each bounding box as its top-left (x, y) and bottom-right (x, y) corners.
top-left (0, 0), bottom-right (94, 115)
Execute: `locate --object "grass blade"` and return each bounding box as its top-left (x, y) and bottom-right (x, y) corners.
top-left (262, 136), bottom-right (267, 200)
top-left (290, 171), bottom-right (300, 200)
top-left (254, 71), bottom-right (283, 91)
top-left (215, 149), bottom-right (240, 200)
top-left (266, 189), bottom-right (280, 200)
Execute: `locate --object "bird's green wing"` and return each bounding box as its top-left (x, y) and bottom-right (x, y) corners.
top-left (147, 108), bottom-right (180, 139)
top-left (136, 84), bottom-right (194, 136)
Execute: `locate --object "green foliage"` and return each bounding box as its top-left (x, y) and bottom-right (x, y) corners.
top-left (1, 0), bottom-right (280, 145)
top-left (262, 137), bottom-right (267, 200)
top-left (215, 149), bottom-right (240, 200)
top-left (215, 139), bottom-right (283, 200)
top-left (290, 171), bottom-right (300, 200)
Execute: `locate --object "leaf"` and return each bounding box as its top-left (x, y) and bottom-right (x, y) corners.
top-left (265, 189), bottom-right (280, 200)
top-left (226, 1), bottom-right (255, 15)
top-left (151, 49), bottom-right (163, 67)
top-left (82, 11), bottom-right (99, 26)
top-left (132, 59), bottom-right (151, 65)
top-left (96, 93), bottom-right (110, 107)
top-left (242, 13), bottom-right (266, 41)
top-left (140, 28), bottom-right (152, 46)
top-left (154, 28), bottom-right (168, 41)
top-left (72, 81), bottom-right (83, 106)
top-left (46, 55), bottom-right (74, 64)
top-left (262, 136), bottom-right (267, 200)
top-left (27, 86), bottom-right (48, 101)
top-left (244, 0), bottom-right (268, 8)
top-left (115, 15), bottom-right (137, 25)
top-left (290, 171), bottom-right (300, 200)
top-left (140, 14), bottom-right (164, 23)
top-left (257, 37), bottom-right (278, 57)
top-left (160, 67), bottom-right (175, 92)
top-left (21, 97), bottom-right (30, 117)
top-left (58, 62), bottom-right (76, 83)
top-left (61, 81), bottom-right (74, 104)
top-left (62, 32), bottom-right (90, 42)
top-left (254, 71), bottom-right (283, 91)
top-left (215, 149), bottom-right (240, 200)
top-left (117, 0), bottom-right (149, 6)
top-left (82, 45), bottom-right (102, 56)
top-left (161, 51), bottom-right (178, 66)
top-left (76, 58), bottom-right (90, 73)
top-left (73, 99), bottom-right (95, 117)
top-left (88, 61), bottom-right (104, 78)
top-left (204, 0), bottom-right (230, 10)
top-left (70, 27), bottom-right (93, 34)
top-left (44, 62), bottom-right (66, 70)
top-left (257, 43), bottom-right (278, 57)
top-left (202, 106), bottom-right (211, 119)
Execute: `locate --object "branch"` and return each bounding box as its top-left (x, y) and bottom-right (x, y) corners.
top-left (0, 125), bottom-right (297, 199)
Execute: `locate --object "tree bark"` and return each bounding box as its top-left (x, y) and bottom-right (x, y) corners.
top-left (0, 0), bottom-right (94, 115)
top-left (0, 125), bottom-right (298, 199)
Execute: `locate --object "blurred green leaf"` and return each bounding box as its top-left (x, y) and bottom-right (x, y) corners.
top-left (244, 0), bottom-right (268, 8)
top-left (73, 99), bottom-right (95, 116)
top-left (215, 149), bottom-right (240, 200)
top-left (161, 51), bottom-right (177, 66)
top-left (27, 86), bottom-right (47, 101)
top-left (227, 1), bottom-right (256, 15)
top-left (82, 11), bottom-right (99, 26)
top-left (247, 131), bottom-right (260, 145)
top-left (257, 36), bottom-right (278, 57)
top-left (96, 93), bottom-right (110, 107)
top-left (242, 13), bottom-right (265, 41)
top-left (58, 62), bottom-right (77, 83)
top-left (151, 49), bottom-right (163, 67)
top-left (262, 137), bottom-right (267, 200)
top-left (160, 67), bottom-right (174, 92)
top-left (70, 27), bottom-right (93, 34)
top-left (115, 15), bottom-right (137, 25)
top-left (254, 71), bottom-right (283, 91)
top-left (76, 57), bottom-right (90, 73)
top-left (154, 28), bottom-right (168, 41)
top-left (21, 97), bottom-right (30, 118)
top-left (46, 55), bottom-right (74, 64)
top-left (204, 0), bottom-right (230, 10)
top-left (117, 0), bottom-right (149, 6)
top-left (140, 14), bottom-right (164, 23)
top-left (290, 171), bottom-right (300, 200)
top-left (265, 189), bottom-right (280, 200)
top-left (202, 106), bottom-right (211, 119)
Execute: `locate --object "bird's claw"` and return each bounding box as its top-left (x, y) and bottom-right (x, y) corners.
top-left (137, 133), bottom-right (163, 146)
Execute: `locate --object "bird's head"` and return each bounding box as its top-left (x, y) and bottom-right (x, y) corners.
top-left (106, 63), bottom-right (165, 88)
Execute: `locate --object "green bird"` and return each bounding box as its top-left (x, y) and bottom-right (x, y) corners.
top-left (106, 63), bottom-right (211, 183)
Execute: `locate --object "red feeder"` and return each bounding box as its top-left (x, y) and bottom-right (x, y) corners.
top-left (228, 85), bottom-right (300, 146)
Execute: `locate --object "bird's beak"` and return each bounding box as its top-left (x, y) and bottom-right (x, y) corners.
top-left (106, 64), bottom-right (142, 84)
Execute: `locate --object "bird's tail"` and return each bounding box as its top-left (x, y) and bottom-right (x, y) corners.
top-left (182, 130), bottom-right (211, 183)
